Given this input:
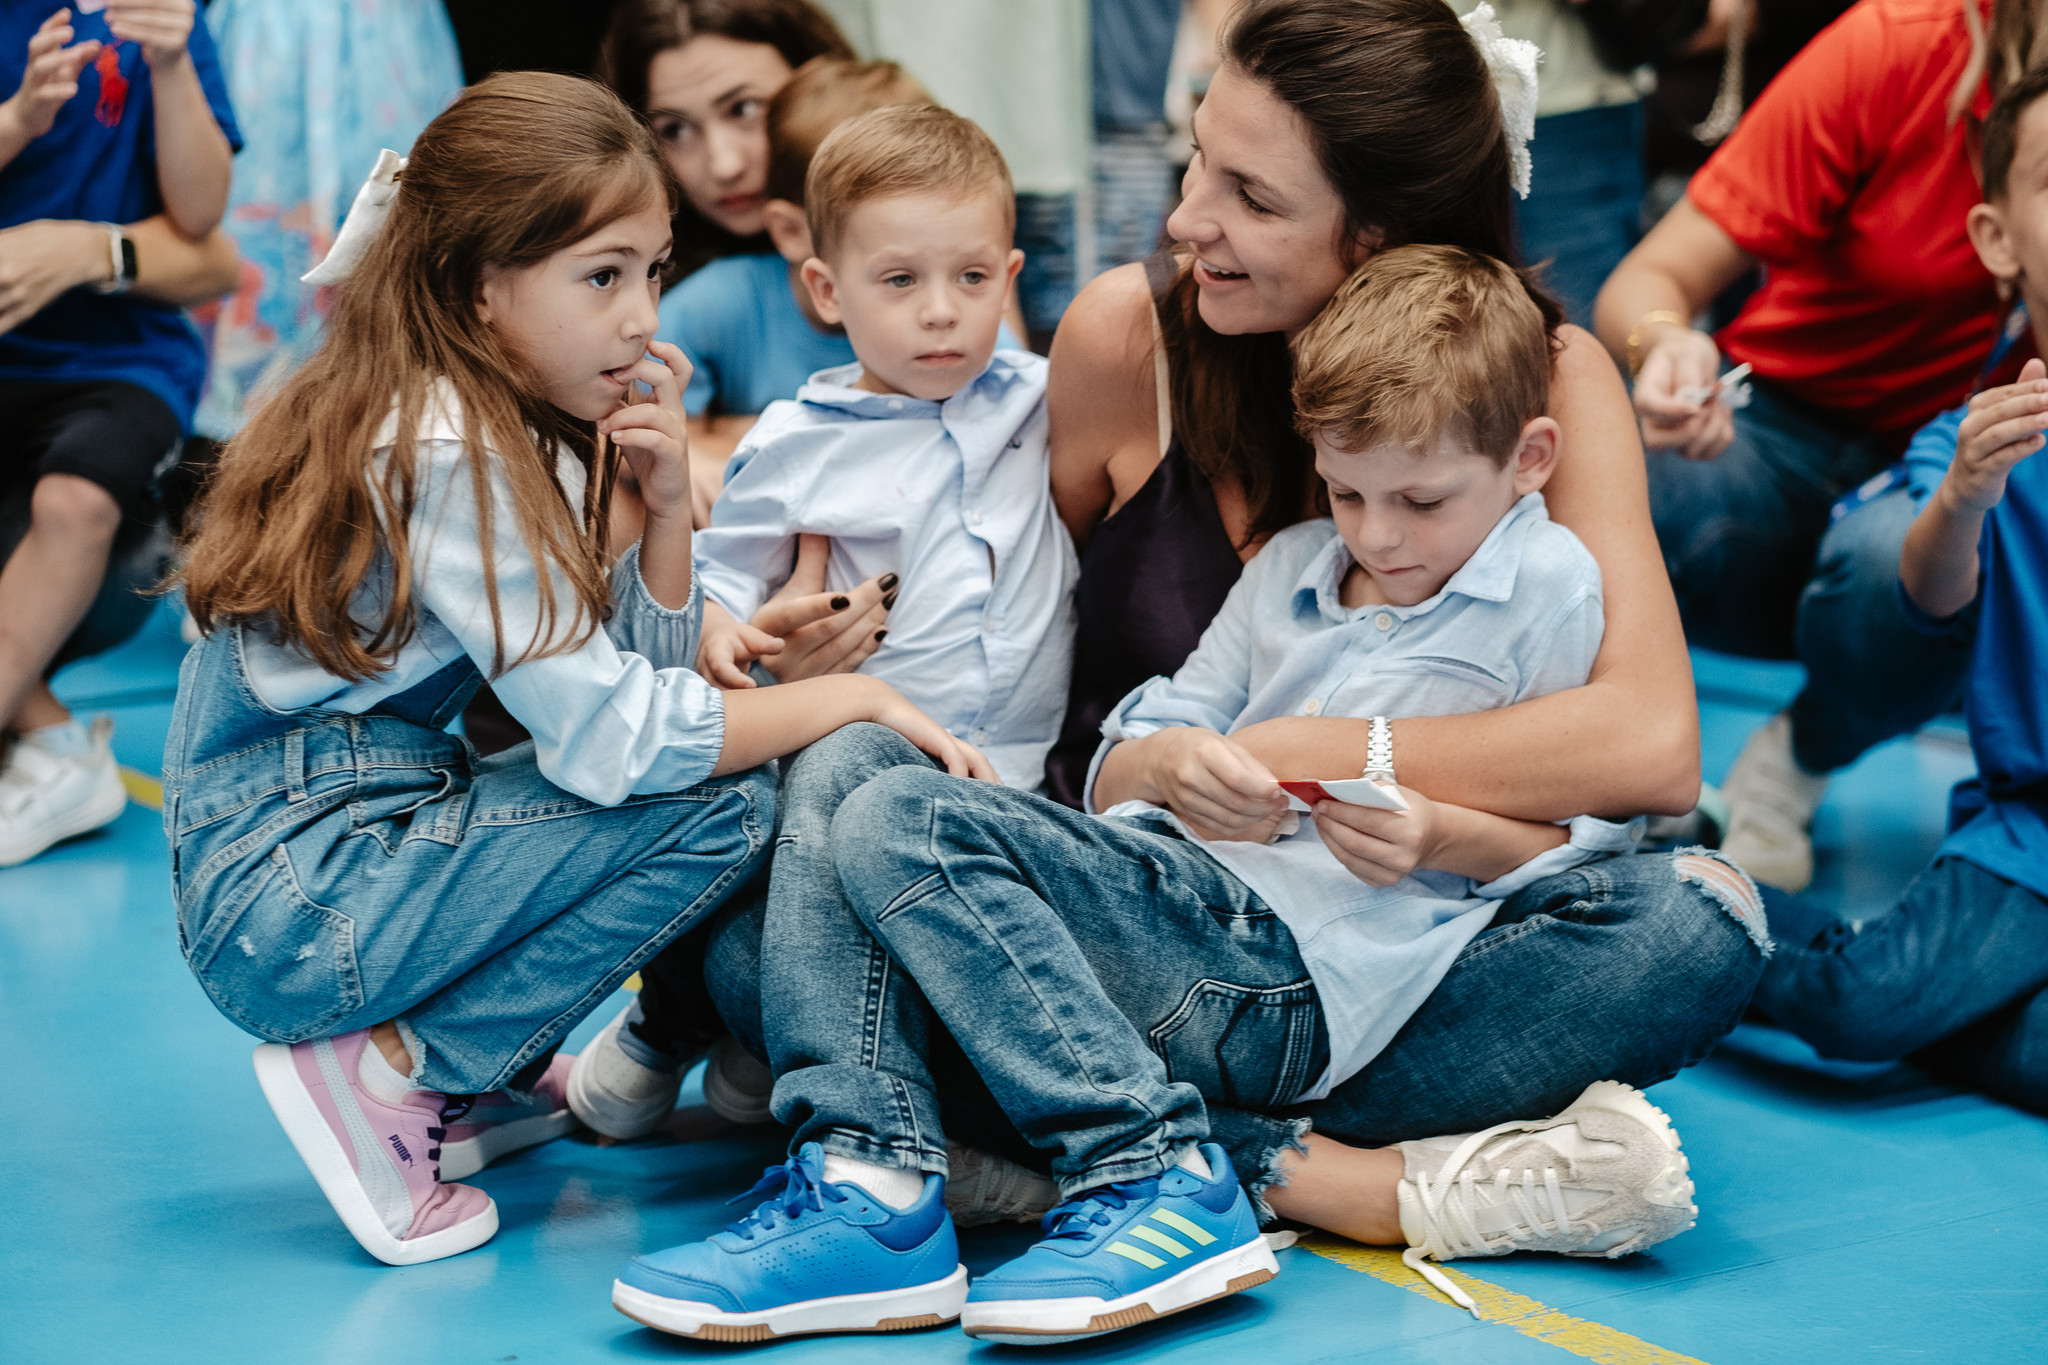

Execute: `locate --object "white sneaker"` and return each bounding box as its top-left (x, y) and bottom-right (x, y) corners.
top-left (1719, 712), bottom-right (1829, 891)
top-left (700, 1033), bottom-right (774, 1126)
top-left (1396, 1081), bottom-right (1697, 1313)
top-left (943, 1143), bottom-right (1060, 1228)
top-left (0, 716), bottom-right (127, 866)
top-left (567, 1003), bottom-right (705, 1140)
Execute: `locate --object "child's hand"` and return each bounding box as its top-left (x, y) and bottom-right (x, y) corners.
top-left (696, 600), bottom-right (782, 689)
top-left (105, 0), bottom-right (196, 70)
top-left (1941, 357), bottom-right (2048, 516)
top-left (864, 682), bottom-right (999, 782)
top-left (1137, 728), bottom-right (1288, 841)
top-left (1311, 785), bottom-right (1438, 887)
top-left (599, 340), bottom-right (694, 522)
top-left (2, 10), bottom-right (100, 141)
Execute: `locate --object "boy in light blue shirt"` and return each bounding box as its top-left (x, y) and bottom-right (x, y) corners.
top-left (693, 103), bottom-right (1074, 791)
top-left (1091, 244), bottom-right (1640, 1099)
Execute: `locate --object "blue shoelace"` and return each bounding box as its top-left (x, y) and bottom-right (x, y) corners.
top-left (724, 1149), bottom-right (849, 1241)
top-left (1039, 1177), bottom-right (1160, 1243)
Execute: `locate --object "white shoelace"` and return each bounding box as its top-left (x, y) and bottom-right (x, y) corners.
top-left (1402, 1120), bottom-right (1575, 1314)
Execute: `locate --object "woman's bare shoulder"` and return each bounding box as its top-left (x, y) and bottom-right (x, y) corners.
top-left (1052, 263), bottom-right (1157, 379)
top-left (1048, 263), bottom-right (1167, 535)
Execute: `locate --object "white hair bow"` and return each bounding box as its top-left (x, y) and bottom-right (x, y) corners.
top-left (1459, 3), bottom-right (1541, 199)
top-left (302, 149), bottom-right (408, 285)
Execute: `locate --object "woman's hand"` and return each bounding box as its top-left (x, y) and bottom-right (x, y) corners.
top-left (1124, 728), bottom-right (1288, 841)
top-left (1632, 326), bottom-right (1735, 460)
top-left (599, 341), bottom-right (694, 520)
top-left (696, 600), bottom-right (782, 688)
top-left (1311, 786), bottom-right (1439, 887)
top-left (863, 680), bottom-right (999, 782)
top-left (755, 534), bottom-right (893, 682)
top-left (1944, 358), bottom-right (2048, 514)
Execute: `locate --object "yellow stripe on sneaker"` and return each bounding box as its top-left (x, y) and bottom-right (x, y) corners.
top-left (1127, 1224), bottom-right (1193, 1258)
top-left (1150, 1208), bottom-right (1218, 1246)
top-left (1105, 1241), bottom-right (1167, 1270)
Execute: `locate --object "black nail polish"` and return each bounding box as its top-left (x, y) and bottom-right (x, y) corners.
top-left (879, 573), bottom-right (900, 591)
top-left (882, 590), bottom-right (898, 610)
top-left (830, 595), bottom-right (850, 611)
top-left (874, 629), bottom-right (888, 643)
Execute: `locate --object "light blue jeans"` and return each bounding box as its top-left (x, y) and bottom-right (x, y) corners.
top-left (163, 628), bottom-right (774, 1095)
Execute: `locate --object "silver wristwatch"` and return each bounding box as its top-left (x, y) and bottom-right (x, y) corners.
top-left (1363, 715), bottom-right (1396, 786)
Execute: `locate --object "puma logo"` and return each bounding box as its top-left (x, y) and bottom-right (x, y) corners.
top-left (387, 1134), bottom-right (415, 1167)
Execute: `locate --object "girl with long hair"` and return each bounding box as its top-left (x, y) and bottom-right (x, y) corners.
top-left (167, 70), bottom-right (985, 1267)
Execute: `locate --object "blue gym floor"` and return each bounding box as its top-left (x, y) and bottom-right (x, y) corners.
top-left (5, 601), bottom-right (2045, 1364)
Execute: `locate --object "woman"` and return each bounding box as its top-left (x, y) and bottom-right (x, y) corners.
top-left (1594, 0), bottom-right (2020, 892)
top-left (659, 0), bottom-right (1764, 1274)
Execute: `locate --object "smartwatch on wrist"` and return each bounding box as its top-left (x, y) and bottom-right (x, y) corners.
top-left (92, 223), bottom-right (137, 295)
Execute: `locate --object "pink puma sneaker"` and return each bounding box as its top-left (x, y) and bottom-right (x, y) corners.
top-left (252, 1030), bottom-right (499, 1265)
top-left (438, 1053), bottom-right (583, 1181)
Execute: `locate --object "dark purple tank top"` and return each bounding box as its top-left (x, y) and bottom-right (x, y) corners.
top-left (1042, 258), bottom-right (1246, 808)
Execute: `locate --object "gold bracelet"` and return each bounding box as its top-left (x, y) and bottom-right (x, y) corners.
top-left (1626, 309), bottom-right (1692, 377)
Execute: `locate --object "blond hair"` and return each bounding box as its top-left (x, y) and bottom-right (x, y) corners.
top-left (767, 58), bottom-right (931, 204)
top-left (1291, 244), bottom-right (1553, 464)
top-left (179, 72), bottom-right (676, 681)
top-left (805, 103), bottom-right (1012, 258)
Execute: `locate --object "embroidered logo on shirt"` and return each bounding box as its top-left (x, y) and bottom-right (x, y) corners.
top-left (94, 45), bottom-right (128, 127)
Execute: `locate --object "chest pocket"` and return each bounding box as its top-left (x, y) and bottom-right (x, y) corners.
top-left (1337, 656), bottom-right (1514, 718)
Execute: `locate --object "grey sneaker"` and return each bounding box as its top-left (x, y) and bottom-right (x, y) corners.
top-left (942, 1143), bottom-right (1060, 1228)
top-left (1396, 1081), bottom-right (1697, 1312)
top-left (567, 1003), bottom-right (705, 1140)
top-left (700, 1033), bottom-right (774, 1126)
top-left (1719, 712), bottom-right (1828, 891)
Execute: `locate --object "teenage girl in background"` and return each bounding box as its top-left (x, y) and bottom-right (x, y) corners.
top-left (165, 71), bottom-right (985, 1267)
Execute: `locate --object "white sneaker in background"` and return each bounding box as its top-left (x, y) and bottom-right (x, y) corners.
top-left (566, 1003), bottom-right (702, 1140)
top-left (0, 716), bottom-right (127, 866)
top-left (1718, 712), bottom-right (1830, 891)
top-left (943, 1142), bottom-right (1060, 1228)
top-left (700, 1033), bottom-right (774, 1126)
top-left (1395, 1081), bottom-right (1698, 1313)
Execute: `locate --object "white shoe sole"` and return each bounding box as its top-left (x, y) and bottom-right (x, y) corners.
top-left (961, 1235), bottom-right (1278, 1344)
top-left (1559, 1080), bottom-right (1698, 1253)
top-left (0, 771), bottom-right (126, 866)
top-left (613, 1264), bottom-right (968, 1341)
top-left (252, 1043), bottom-right (498, 1266)
top-left (438, 1105), bottom-right (581, 1182)
top-left (565, 1005), bottom-right (685, 1140)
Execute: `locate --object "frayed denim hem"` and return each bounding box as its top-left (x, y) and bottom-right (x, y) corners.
top-left (814, 1128), bottom-right (949, 1178)
top-left (1237, 1115), bottom-right (1313, 1226)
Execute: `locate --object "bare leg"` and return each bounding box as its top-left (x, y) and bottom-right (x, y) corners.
top-left (369, 1020), bottom-right (414, 1076)
top-left (0, 474), bottom-right (120, 730)
top-left (1264, 1133), bottom-right (1405, 1244)
top-left (10, 681), bottom-right (69, 732)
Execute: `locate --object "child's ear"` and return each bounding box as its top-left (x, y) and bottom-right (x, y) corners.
top-left (1004, 247), bottom-right (1024, 286)
top-left (1969, 201), bottom-right (2022, 290)
top-left (801, 257), bottom-right (843, 325)
top-left (763, 199), bottom-right (815, 264)
top-left (1511, 416), bottom-right (1560, 496)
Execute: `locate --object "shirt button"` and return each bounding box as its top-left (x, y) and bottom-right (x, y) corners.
top-left (1374, 612), bottom-right (1394, 631)
top-left (972, 729), bottom-right (990, 744)
top-left (1300, 698), bottom-right (1321, 715)
top-left (969, 509), bottom-right (983, 524)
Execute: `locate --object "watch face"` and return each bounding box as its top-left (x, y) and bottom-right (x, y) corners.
top-left (118, 235), bottom-right (137, 282)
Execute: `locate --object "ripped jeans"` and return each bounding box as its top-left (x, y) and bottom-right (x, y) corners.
top-left (688, 725), bottom-right (1768, 1213)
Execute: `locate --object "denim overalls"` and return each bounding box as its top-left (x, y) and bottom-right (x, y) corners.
top-left (164, 626), bottom-right (774, 1094)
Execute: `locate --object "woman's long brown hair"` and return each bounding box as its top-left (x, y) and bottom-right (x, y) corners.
top-left (179, 72), bottom-right (678, 682)
top-left (1160, 0), bottom-right (1563, 545)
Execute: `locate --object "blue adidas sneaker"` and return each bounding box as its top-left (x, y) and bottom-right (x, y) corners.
top-left (960, 1142), bottom-right (1278, 1344)
top-left (612, 1143), bottom-right (967, 1342)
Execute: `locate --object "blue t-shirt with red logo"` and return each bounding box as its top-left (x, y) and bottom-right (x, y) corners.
top-left (0, 6), bottom-right (241, 428)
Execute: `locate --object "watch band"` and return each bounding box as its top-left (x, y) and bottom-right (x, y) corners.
top-left (1363, 715), bottom-right (1396, 786)
top-left (92, 223), bottom-right (135, 295)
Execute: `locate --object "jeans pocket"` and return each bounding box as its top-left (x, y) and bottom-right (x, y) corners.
top-left (189, 848), bottom-right (365, 1041)
top-left (1148, 978), bottom-right (1320, 1110)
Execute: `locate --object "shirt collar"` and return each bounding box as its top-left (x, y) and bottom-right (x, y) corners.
top-left (1294, 491), bottom-right (1548, 623)
top-left (795, 350), bottom-right (1026, 420)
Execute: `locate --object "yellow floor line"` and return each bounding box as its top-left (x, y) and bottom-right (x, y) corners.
top-left (1298, 1235), bottom-right (1709, 1365)
top-left (120, 768), bottom-right (163, 812)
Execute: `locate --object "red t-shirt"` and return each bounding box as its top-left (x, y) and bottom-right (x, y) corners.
top-left (1689, 0), bottom-right (1998, 451)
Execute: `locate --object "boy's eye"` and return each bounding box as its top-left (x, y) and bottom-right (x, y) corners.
top-left (647, 258), bottom-right (667, 281)
top-left (961, 270), bottom-right (987, 286)
top-left (1405, 497), bottom-right (1444, 512)
top-left (1329, 489), bottom-right (1361, 504)
top-left (884, 273), bottom-right (914, 289)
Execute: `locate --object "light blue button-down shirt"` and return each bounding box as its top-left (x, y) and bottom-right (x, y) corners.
top-left (242, 384), bottom-right (727, 807)
top-left (695, 351), bottom-right (1077, 789)
top-left (1089, 493), bottom-right (1639, 1099)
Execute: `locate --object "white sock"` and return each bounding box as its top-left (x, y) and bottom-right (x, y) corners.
top-left (357, 1039), bottom-right (415, 1105)
top-left (821, 1153), bottom-right (925, 1210)
top-left (1176, 1146), bottom-right (1214, 1181)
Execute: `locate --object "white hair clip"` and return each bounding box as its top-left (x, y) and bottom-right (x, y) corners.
top-left (1459, 3), bottom-right (1541, 199)
top-left (302, 149), bottom-right (408, 286)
